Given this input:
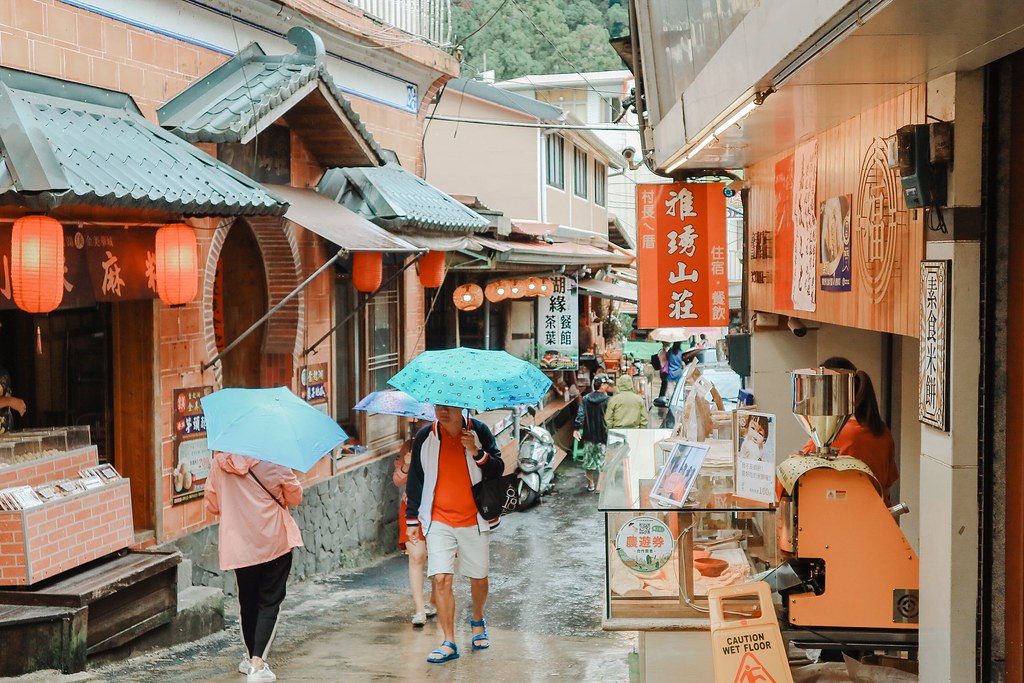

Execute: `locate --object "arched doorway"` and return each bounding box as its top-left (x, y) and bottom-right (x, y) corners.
top-left (216, 221), bottom-right (267, 388)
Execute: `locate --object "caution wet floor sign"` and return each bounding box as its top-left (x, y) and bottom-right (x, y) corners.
top-left (709, 582), bottom-right (794, 683)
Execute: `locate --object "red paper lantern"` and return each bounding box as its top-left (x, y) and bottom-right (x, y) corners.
top-left (484, 279), bottom-right (510, 303)
top-left (419, 250), bottom-right (447, 289)
top-left (352, 251), bottom-right (383, 292)
top-left (155, 223), bottom-right (199, 306)
top-left (11, 215), bottom-right (65, 313)
top-left (453, 283), bottom-right (484, 311)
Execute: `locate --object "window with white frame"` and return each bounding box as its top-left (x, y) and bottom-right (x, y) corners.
top-left (573, 146), bottom-right (588, 199)
top-left (594, 160), bottom-right (607, 206)
top-left (546, 134), bottom-right (565, 189)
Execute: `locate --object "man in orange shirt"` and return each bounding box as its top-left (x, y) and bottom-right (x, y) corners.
top-left (406, 404), bottom-right (504, 664)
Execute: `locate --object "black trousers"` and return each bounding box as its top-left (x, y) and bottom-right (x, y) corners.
top-left (235, 550), bottom-right (293, 660)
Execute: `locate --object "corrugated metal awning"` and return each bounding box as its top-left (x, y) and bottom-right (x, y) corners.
top-left (474, 236), bottom-right (634, 266)
top-left (578, 278), bottom-right (638, 304)
top-left (264, 184), bottom-right (417, 253)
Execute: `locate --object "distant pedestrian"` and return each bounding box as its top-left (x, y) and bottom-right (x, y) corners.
top-left (205, 452), bottom-right (303, 683)
top-left (393, 421), bottom-right (436, 626)
top-left (606, 374), bottom-right (649, 430)
top-left (654, 342), bottom-right (671, 405)
top-left (575, 376), bottom-right (613, 492)
top-left (405, 405), bottom-right (505, 664)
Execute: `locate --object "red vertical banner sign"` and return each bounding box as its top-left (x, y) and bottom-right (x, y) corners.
top-left (637, 183), bottom-right (729, 329)
top-left (773, 153), bottom-right (795, 310)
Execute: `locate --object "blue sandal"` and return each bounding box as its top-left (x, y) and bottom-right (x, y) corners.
top-left (470, 618), bottom-right (490, 650)
top-left (427, 640), bottom-right (459, 663)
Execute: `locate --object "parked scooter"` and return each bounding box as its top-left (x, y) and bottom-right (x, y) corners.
top-left (516, 409), bottom-right (556, 510)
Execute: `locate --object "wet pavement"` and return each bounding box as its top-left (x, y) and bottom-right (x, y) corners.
top-left (19, 463), bottom-right (635, 683)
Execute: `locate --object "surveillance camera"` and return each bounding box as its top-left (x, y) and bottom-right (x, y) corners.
top-left (787, 317), bottom-right (808, 337)
top-left (622, 147), bottom-right (636, 161)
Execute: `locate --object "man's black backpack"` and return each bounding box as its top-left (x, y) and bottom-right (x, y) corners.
top-left (650, 352), bottom-right (662, 371)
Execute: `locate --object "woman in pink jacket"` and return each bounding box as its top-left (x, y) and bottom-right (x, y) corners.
top-left (205, 452), bottom-right (303, 683)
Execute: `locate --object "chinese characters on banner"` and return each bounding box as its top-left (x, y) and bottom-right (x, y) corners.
top-left (734, 411), bottom-right (777, 504)
top-left (636, 183), bottom-right (729, 329)
top-left (299, 363), bottom-right (330, 414)
top-left (172, 386), bottom-right (213, 505)
top-left (0, 225), bottom-right (172, 309)
top-left (919, 261), bottom-right (950, 430)
top-left (537, 275), bottom-right (578, 370)
top-left (614, 515), bottom-right (675, 574)
top-left (774, 141), bottom-right (819, 311)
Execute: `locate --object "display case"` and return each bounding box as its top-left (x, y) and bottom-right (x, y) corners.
top-left (599, 429), bottom-right (778, 628)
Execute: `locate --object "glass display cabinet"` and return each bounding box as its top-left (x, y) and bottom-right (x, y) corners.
top-left (599, 429), bottom-right (778, 627)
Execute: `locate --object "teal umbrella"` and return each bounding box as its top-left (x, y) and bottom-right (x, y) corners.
top-left (388, 347), bottom-right (552, 411)
top-left (201, 387), bottom-right (349, 472)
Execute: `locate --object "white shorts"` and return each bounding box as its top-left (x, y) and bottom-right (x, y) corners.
top-left (425, 521), bottom-right (490, 579)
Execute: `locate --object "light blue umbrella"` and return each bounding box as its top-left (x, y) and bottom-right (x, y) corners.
top-left (388, 347), bottom-right (552, 411)
top-left (201, 387), bottom-right (349, 472)
top-left (353, 390), bottom-right (436, 421)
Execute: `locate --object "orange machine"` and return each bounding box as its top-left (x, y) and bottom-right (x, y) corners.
top-left (773, 369), bottom-right (919, 637)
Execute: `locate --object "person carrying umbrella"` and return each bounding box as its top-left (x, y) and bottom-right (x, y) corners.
top-left (205, 453), bottom-right (303, 683)
top-left (200, 386), bottom-right (348, 682)
top-left (405, 406), bottom-right (504, 663)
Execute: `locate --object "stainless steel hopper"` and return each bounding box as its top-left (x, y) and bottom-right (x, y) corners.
top-left (791, 368), bottom-right (855, 458)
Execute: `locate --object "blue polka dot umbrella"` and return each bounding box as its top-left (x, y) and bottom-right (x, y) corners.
top-left (388, 347), bottom-right (552, 411)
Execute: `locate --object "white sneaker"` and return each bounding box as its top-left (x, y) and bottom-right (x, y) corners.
top-left (239, 656), bottom-right (250, 674)
top-left (411, 612), bottom-right (427, 626)
top-left (247, 663), bottom-right (276, 683)
top-left (424, 603), bottom-right (437, 618)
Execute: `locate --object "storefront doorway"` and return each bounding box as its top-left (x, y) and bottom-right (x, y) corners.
top-left (217, 221), bottom-right (268, 389)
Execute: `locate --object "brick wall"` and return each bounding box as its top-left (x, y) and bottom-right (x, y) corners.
top-left (0, 478), bottom-right (134, 586)
top-left (0, 447), bottom-right (98, 489)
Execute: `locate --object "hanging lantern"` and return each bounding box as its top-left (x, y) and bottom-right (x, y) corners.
top-left (155, 223), bottom-right (199, 306)
top-left (352, 251), bottom-right (383, 292)
top-left (484, 279), bottom-right (510, 303)
top-left (419, 250), bottom-right (447, 289)
top-left (526, 276), bottom-right (545, 296)
top-left (508, 278), bottom-right (527, 299)
top-left (537, 277), bottom-right (555, 297)
top-left (11, 215), bottom-right (65, 313)
top-left (453, 283), bottom-right (484, 311)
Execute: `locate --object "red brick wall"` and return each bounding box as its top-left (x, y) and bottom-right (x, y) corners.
top-left (0, 478), bottom-right (133, 586)
top-left (0, 447), bottom-right (98, 489)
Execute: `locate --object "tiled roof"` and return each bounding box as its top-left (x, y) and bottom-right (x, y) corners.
top-left (158, 27), bottom-right (382, 166)
top-left (318, 163), bottom-right (490, 233)
top-left (0, 67), bottom-right (285, 216)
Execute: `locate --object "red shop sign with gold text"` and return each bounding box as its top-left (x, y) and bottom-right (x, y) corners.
top-left (636, 183), bottom-right (728, 329)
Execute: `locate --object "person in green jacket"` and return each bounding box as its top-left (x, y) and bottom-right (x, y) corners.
top-left (605, 375), bottom-right (649, 429)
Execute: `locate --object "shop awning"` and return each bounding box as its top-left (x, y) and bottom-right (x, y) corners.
top-left (318, 163), bottom-right (490, 232)
top-left (578, 278), bottom-right (638, 304)
top-left (473, 236), bottom-right (635, 266)
top-left (396, 232), bottom-right (483, 252)
top-left (264, 184), bottom-right (417, 253)
top-left (0, 67), bottom-right (286, 216)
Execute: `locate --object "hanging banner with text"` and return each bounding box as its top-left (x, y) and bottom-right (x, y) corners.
top-left (636, 183), bottom-right (728, 329)
top-left (919, 261), bottom-right (950, 431)
top-left (537, 275), bottom-right (579, 370)
top-left (0, 225), bottom-right (166, 310)
top-left (172, 386), bottom-right (213, 505)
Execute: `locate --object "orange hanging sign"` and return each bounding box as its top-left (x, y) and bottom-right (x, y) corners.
top-left (636, 183), bottom-right (728, 329)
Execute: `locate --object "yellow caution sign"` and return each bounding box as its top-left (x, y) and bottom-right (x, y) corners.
top-left (708, 581), bottom-right (794, 683)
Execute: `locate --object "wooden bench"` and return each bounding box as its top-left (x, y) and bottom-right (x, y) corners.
top-left (0, 550), bottom-right (180, 661)
top-left (0, 603), bottom-right (87, 676)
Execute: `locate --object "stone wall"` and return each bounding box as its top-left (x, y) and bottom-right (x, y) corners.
top-left (165, 456), bottom-right (400, 595)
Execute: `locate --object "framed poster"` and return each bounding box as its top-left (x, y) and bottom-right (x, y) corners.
top-left (649, 441), bottom-right (711, 507)
top-left (734, 411), bottom-right (777, 503)
top-left (820, 195), bottom-right (852, 292)
top-left (919, 260), bottom-right (950, 430)
top-left (172, 386), bottom-right (213, 504)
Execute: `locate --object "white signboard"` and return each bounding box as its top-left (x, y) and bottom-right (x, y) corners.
top-left (537, 275), bottom-right (578, 370)
top-left (734, 411), bottom-right (777, 504)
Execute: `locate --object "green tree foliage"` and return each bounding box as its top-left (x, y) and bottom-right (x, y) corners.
top-left (452, 0), bottom-right (626, 81)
